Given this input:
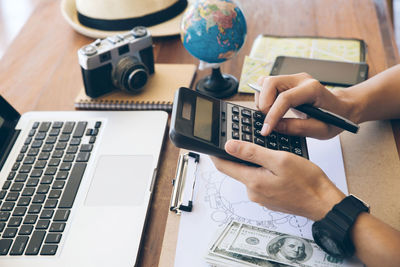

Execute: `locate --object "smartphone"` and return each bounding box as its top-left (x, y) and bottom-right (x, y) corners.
top-left (169, 87), bottom-right (309, 164)
top-left (270, 56), bottom-right (369, 87)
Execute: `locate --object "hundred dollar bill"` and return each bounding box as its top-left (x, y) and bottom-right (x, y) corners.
top-left (226, 222), bottom-right (361, 267)
top-left (205, 221), bottom-right (288, 267)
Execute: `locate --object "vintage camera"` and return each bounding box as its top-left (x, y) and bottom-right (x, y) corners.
top-left (78, 26), bottom-right (155, 98)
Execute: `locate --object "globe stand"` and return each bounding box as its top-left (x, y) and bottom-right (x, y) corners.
top-left (196, 67), bottom-right (238, 99)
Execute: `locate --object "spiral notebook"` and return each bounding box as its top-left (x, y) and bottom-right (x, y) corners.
top-left (74, 64), bottom-right (197, 111)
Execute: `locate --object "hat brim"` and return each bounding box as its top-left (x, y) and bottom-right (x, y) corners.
top-left (61, 0), bottom-right (185, 38)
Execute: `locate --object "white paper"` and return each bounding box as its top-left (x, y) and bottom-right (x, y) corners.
top-left (174, 136), bottom-right (359, 267)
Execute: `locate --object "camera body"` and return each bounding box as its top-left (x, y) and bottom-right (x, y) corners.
top-left (78, 26), bottom-right (155, 98)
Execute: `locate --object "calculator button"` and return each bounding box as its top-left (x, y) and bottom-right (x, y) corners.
top-left (292, 147), bottom-right (303, 156)
top-left (253, 112), bottom-right (265, 121)
top-left (267, 140), bottom-right (278, 150)
top-left (254, 129), bottom-right (262, 137)
top-left (232, 122), bottom-right (239, 131)
top-left (254, 137), bottom-right (265, 146)
top-left (242, 134), bottom-right (252, 142)
top-left (232, 114), bottom-right (239, 122)
top-left (278, 134), bottom-right (290, 145)
top-left (242, 125), bottom-right (252, 134)
top-left (291, 136), bottom-right (301, 147)
top-left (269, 131), bottom-right (278, 140)
top-left (279, 144), bottom-right (290, 152)
top-left (232, 106), bottom-right (239, 114)
top-left (241, 109), bottom-right (251, 117)
top-left (241, 117), bottom-right (251, 126)
top-left (254, 121), bottom-right (263, 129)
top-left (232, 131), bottom-right (239, 139)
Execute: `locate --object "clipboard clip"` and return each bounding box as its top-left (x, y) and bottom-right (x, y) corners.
top-left (170, 152), bottom-right (200, 213)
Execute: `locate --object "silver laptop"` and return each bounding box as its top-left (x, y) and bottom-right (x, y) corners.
top-left (0, 95), bottom-right (168, 266)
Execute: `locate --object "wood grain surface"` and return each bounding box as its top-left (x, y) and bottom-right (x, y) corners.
top-left (0, 0), bottom-right (398, 266)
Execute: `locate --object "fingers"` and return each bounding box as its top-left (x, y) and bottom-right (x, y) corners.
top-left (256, 73), bottom-right (312, 115)
top-left (211, 156), bottom-right (261, 185)
top-left (274, 118), bottom-right (341, 139)
top-left (210, 153), bottom-right (277, 195)
top-left (224, 139), bottom-right (285, 173)
top-left (254, 91), bottom-right (260, 110)
top-left (256, 76), bottom-right (278, 114)
top-left (261, 78), bottom-right (325, 135)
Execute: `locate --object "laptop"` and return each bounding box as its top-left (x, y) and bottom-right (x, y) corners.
top-left (0, 95), bottom-right (168, 266)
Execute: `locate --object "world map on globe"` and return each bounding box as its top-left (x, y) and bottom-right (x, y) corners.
top-left (181, 0), bottom-right (247, 63)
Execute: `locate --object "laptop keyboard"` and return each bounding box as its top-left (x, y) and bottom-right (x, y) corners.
top-left (0, 120), bottom-right (101, 256)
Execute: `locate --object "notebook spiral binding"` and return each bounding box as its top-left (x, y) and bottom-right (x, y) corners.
top-left (74, 100), bottom-right (173, 111)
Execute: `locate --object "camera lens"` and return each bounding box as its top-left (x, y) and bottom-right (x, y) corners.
top-left (112, 56), bottom-right (149, 93)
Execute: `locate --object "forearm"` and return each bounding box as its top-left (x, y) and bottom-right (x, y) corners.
top-left (351, 213), bottom-right (400, 267)
top-left (342, 64), bottom-right (400, 123)
top-left (312, 187), bottom-right (400, 266)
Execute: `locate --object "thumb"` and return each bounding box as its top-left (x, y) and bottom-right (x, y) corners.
top-left (225, 140), bottom-right (281, 172)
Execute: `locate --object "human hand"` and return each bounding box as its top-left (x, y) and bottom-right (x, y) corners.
top-left (211, 139), bottom-right (345, 221)
top-left (255, 73), bottom-right (359, 139)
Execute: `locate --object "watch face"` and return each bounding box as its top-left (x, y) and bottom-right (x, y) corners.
top-left (318, 235), bottom-right (342, 255)
top-left (312, 225), bottom-right (345, 257)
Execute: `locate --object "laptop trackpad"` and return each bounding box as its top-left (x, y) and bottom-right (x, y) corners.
top-left (85, 155), bottom-right (154, 206)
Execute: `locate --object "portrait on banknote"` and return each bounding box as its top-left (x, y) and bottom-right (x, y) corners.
top-left (267, 235), bottom-right (313, 264)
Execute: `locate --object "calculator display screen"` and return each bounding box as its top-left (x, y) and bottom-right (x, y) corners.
top-left (193, 96), bottom-right (213, 141)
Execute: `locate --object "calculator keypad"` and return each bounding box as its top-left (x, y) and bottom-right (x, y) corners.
top-left (225, 104), bottom-right (307, 158)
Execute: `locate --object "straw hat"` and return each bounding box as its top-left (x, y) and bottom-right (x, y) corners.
top-left (61, 0), bottom-right (188, 38)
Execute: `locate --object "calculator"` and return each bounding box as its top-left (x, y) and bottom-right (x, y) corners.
top-left (169, 87), bottom-right (309, 164)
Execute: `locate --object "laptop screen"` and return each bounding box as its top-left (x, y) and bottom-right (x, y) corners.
top-left (0, 95), bottom-right (20, 155)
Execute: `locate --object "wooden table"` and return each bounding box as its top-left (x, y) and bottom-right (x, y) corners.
top-left (0, 0), bottom-right (398, 266)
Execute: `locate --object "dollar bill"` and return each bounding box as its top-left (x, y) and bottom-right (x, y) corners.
top-left (205, 221), bottom-right (288, 267)
top-left (226, 222), bottom-right (350, 267)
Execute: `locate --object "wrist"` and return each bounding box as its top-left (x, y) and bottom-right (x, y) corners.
top-left (333, 88), bottom-right (365, 124)
top-left (310, 185), bottom-right (346, 221)
top-left (312, 195), bottom-right (370, 258)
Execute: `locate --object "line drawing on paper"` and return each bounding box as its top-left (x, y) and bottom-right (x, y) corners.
top-left (198, 169), bottom-right (311, 238)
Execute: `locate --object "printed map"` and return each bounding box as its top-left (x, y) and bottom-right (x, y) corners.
top-left (239, 36), bottom-right (364, 93)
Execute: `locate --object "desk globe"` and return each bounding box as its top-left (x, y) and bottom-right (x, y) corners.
top-left (181, 0), bottom-right (247, 98)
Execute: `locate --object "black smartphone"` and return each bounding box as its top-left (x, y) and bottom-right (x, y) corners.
top-left (169, 87), bottom-right (309, 164)
top-left (270, 56), bottom-right (369, 87)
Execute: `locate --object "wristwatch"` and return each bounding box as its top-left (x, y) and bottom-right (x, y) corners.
top-left (312, 194), bottom-right (370, 258)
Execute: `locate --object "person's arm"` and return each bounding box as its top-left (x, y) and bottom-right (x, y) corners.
top-left (343, 64), bottom-right (400, 122)
top-left (256, 64), bottom-right (400, 138)
top-left (351, 212), bottom-right (400, 267)
top-left (211, 140), bottom-right (400, 267)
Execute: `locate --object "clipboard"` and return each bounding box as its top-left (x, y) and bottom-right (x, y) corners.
top-left (170, 152), bottom-right (200, 213)
top-left (159, 116), bottom-right (400, 267)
